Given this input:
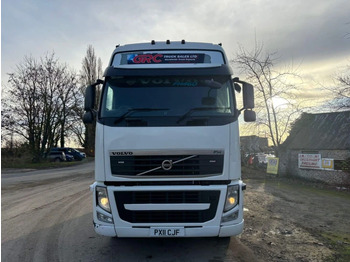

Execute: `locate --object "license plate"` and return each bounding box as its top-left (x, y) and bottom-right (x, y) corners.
top-left (150, 227), bottom-right (185, 237)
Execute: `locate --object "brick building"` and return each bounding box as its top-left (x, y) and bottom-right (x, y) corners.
top-left (279, 111), bottom-right (350, 185)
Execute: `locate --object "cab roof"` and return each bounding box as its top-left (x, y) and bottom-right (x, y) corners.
top-left (108, 40), bottom-right (229, 67)
top-left (113, 40), bottom-right (225, 53)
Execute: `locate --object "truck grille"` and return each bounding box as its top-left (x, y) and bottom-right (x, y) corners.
top-left (114, 191), bottom-right (220, 223)
top-left (110, 154), bottom-right (223, 177)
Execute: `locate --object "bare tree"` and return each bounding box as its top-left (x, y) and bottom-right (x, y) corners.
top-left (80, 45), bottom-right (103, 106)
top-left (324, 22), bottom-right (350, 109)
top-left (329, 64), bottom-right (350, 110)
top-left (56, 70), bottom-right (81, 147)
top-left (232, 44), bottom-right (302, 154)
top-left (2, 53), bottom-right (79, 160)
top-left (78, 45), bottom-right (103, 156)
top-left (1, 109), bottom-right (17, 150)
top-left (81, 45), bottom-right (97, 86)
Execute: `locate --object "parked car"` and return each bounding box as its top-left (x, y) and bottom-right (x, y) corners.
top-left (65, 154), bottom-right (75, 162)
top-left (78, 150), bottom-right (86, 158)
top-left (50, 147), bottom-right (85, 161)
top-left (46, 151), bottom-right (66, 162)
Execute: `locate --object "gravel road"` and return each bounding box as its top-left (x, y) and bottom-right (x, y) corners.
top-left (2, 163), bottom-right (349, 261)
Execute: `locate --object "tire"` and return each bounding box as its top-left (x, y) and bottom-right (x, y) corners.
top-left (54, 157), bottom-right (61, 163)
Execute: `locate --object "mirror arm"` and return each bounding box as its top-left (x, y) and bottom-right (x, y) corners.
top-left (238, 107), bottom-right (254, 113)
top-left (90, 109), bottom-right (97, 116)
top-left (232, 77), bottom-right (247, 85)
top-left (92, 79), bottom-right (104, 86)
top-left (84, 108), bottom-right (97, 116)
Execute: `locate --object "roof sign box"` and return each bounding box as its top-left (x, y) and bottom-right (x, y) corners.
top-left (112, 50), bottom-right (225, 68)
top-left (127, 53), bottom-right (206, 64)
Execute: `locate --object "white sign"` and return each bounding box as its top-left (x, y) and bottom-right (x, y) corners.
top-left (298, 154), bottom-right (322, 169)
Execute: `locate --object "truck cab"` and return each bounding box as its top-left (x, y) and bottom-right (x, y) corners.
top-left (84, 40), bottom-right (255, 237)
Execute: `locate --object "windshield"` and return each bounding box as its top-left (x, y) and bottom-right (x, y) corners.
top-left (100, 76), bottom-right (237, 126)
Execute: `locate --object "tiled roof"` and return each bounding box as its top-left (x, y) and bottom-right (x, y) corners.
top-left (281, 111), bottom-right (350, 150)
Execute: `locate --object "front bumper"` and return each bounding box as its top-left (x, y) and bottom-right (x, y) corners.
top-left (91, 182), bottom-right (245, 238)
top-left (94, 220), bottom-right (244, 238)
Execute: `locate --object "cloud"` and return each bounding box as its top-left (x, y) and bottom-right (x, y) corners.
top-left (2, 0), bottom-right (350, 91)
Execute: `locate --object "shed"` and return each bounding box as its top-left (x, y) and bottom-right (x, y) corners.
top-left (279, 111), bottom-right (350, 185)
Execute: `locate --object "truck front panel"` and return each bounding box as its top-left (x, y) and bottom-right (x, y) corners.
top-left (89, 41), bottom-right (249, 238)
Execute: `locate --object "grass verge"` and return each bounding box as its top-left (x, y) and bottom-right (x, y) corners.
top-left (1, 158), bottom-right (91, 170)
top-left (322, 232), bottom-right (350, 262)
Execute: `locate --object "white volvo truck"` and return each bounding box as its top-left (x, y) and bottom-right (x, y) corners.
top-left (83, 40), bottom-right (256, 238)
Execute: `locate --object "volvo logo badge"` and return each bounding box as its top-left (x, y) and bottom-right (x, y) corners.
top-left (161, 160), bottom-right (173, 170)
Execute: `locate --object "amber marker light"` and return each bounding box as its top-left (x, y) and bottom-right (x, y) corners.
top-left (224, 185), bottom-right (239, 212)
top-left (96, 186), bottom-right (111, 212)
top-left (229, 197), bottom-right (236, 205)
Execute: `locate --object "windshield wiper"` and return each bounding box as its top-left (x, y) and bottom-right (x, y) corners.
top-left (114, 108), bottom-right (169, 124)
top-left (177, 107), bottom-right (230, 123)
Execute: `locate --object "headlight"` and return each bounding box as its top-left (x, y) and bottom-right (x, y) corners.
top-left (96, 186), bottom-right (111, 212)
top-left (224, 185), bottom-right (239, 212)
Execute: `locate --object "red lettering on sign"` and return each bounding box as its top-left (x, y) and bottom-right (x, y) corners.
top-left (133, 54), bottom-right (163, 64)
top-left (153, 54), bottom-right (163, 62)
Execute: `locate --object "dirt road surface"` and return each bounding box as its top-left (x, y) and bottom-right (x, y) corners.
top-left (242, 168), bottom-right (350, 262)
top-left (2, 163), bottom-right (349, 261)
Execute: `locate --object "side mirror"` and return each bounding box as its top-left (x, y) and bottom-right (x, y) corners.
top-left (244, 110), bottom-right (256, 122)
top-left (84, 79), bottom-right (103, 111)
top-left (83, 111), bottom-right (94, 124)
top-left (234, 83), bottom-right (241, 93)
top-left (242, 83), bottom-right (254, 109)
top-left (84, 85), bottom-right (96, 111)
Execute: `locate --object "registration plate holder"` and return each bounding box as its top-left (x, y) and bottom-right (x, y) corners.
top-left (150, 227), bottom-right (185, 237)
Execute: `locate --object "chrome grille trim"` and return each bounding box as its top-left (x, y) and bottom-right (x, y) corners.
top-left (110, 152), bottom-right (224, 177)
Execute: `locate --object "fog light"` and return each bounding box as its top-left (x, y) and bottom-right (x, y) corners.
top-left (222, 211), bottom-right (239, 223)
top-left (97, 212), bottom-right (113, 224)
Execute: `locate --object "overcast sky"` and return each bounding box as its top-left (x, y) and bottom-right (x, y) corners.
top-left (2, 0), bottom-right (350, 98)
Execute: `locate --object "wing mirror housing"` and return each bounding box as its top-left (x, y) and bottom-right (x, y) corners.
top-left (84, 79), bottom-right (103, 111)
top-left (83, 111), bottom-right (94, 124)
top-left (242, 82), bottom-right (254, 109)
top-left (232, 78), bottom-right (256, 122)
top-left (83, 79), bottom-right (104, 124)
top-left (244, 109), bottom-right (256, 122)
top-left (84, 85), bottom-right (96, 111)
